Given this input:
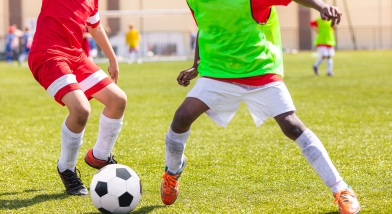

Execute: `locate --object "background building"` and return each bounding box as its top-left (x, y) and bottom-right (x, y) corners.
top-left (1, 0), bottom-right (391, 59)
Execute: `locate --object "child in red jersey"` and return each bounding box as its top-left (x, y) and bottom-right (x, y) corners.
top-left (28, 0), bottom-right (127, 195)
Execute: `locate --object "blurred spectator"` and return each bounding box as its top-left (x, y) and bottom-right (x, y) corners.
top-left (89, 37), bottom-right (98, 59)
top-left (18, 26), bottom-right (34, 65)
top-left (5, 26), bottom-right (17, 63)
top-left (189, 28), bottom-right (197, 52)
top-left (82, 26), bottom-right (93, 61)
top-left (125, 23), bottom-right (142, 64)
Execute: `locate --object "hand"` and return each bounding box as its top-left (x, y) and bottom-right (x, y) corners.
top-left (108, 62), bottom-right (119, 84)
top-left (177, 67), bottom-right (198, 87)
top-left (320, 5), bottom-right (342, 26)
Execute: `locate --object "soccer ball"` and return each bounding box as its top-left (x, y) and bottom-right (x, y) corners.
top-left (90, 164), bottom-right (142, 213)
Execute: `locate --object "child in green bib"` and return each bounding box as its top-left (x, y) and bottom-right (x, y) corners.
top-left (160, 1), bottom-right (360, 213)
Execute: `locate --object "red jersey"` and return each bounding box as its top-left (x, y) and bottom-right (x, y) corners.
top-left (30, 0), bottom-right (100, 54)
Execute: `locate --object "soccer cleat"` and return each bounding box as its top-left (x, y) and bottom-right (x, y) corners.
top-left (333, 187), bottom-right (361, 214)
top-left (84, 149), bottom-right (117, 169)
top-left (161, 157), bottom-right (187, 205)
top-left (58, 167), bottom-right (88, 195)
top-left (313, 65), bottom-right (319, 75)
top-left (327, 72), bottom-right (335, 76)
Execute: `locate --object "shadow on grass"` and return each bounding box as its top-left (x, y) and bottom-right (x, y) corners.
top-left (324, 212), bottom-right (339, 214)
top-left (84, 205), bottom-right (165, 214)
top-left (0, 189), bottom-right (67, 210)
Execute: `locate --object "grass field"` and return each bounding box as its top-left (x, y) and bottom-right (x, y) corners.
top-left (0, 50), bottom-right (391, 213)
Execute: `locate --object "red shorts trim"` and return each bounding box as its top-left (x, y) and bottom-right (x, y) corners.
top-left (28, 49), bottom-right (111, 105)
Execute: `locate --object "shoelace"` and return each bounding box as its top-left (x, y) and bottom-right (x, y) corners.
top-left (107, 155), bottom-right (117, 164)
top-left (63, 169), bottom-right (84, 188)
top-left (334, 189), bottom-right (353, 204)
top-left (162, 173), bottom-right (178, 194)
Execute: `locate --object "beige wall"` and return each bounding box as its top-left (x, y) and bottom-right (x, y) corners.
top-left (0, 0), bottom-right (8, 37)
top-left (1, 0), bottom-right (392, 51)
top-left (2, 0), bottom-right (391, 33)
top-left (21, 0), bottom-right (41, 30)
top-left (117, 0), bottom-right (196, 32)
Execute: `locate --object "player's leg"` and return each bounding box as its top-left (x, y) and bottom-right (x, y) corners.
top-left (274, 112), bottom-right (360, 213)
top-left (313, 47), bottom-right (324, 75)
top-left (167, 97), bottom-right (209, 171)
top-left (326, 56), bottom-right (334, 76)
top-left (162, 78), bottom-right (242, 205)
top-left (56, 90), bottom-right (91, 195)
top-left (18, 52), bottom-right (26, 65)
top-left (85, 82), bottom-right (127, 169)
top-left (161, 97), bottom-right (209, 205)
top-left (275, 112), bottom-right (349, 191)
top-left (136, 47), bottom-right (142, 64)
top-left (245, 82), bottom-right (359, 212)
top-left (5, 45), bottom-right (13, 63)
top-left (59, 90), bottom-right (91, 170)
top-left (128, 48), bottom-right (135, 64)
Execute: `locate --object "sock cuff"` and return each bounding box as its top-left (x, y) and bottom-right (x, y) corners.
top-left (295, 128), bottom-right (311, 142)
top-left (62, 120), bottom-right (84, 138)
top-left (100, 112), bottom-right (124, 124)
top-left (167, 127), bottom-right (190, 143)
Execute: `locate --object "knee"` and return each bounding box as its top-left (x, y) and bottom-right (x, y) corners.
top-left (172, 108), bottom-right (194, 130)
top-left (109, 90), bottom-right (127, 113)
top-left (70, 104), bottom-right (91, 126)
top-left (276, 114), bottom-right (306, 140)
top-left (281, 123), bottom-right (303, 139)
top-left (115, 91), bottom-right (127, 111)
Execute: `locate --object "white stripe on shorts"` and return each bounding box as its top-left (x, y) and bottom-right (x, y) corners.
top-left (79, 70), bottom-right (107, 92)
top-left (47, 74), bottom-right (77, 98)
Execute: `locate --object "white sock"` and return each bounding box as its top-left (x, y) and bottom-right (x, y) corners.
top-left (58, 120), bottom-right (84, 172)
top-left (327, 58), bottom-right (333, 74)
top-left (314, 56), bottom-right (323, 67)
top-left (165, 128), bottom-right (190, 174)
top-left (93, 113), bottom-right (123, 160)
top-left (295, 129), bottom-right (348, 193)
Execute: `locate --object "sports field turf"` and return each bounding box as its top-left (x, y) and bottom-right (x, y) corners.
top-left (0, 50), bottom-right (391, 213)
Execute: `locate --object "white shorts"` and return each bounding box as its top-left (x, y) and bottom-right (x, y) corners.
top-left (186, 78), bottom-right (296, 127)
top-left (317, 46), bottom-right (335, 57)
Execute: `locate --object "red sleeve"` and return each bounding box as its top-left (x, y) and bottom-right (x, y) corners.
top-left (253, 0), bottom-right (292, 9)
top-left (309, 20), bottom-right (318, 27)
top-left (86, 0), bottom-right (100, 28)
top-left (251, 0), bottom-right (292, 24)
top-left (92, 0), bottom-right (99, 16)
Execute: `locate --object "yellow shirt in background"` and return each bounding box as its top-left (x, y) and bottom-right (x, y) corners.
top-left (125, 29), bottom-right (140, 48)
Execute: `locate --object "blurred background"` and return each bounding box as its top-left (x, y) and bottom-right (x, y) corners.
top-left (0, 0), bottom-right (391, 62)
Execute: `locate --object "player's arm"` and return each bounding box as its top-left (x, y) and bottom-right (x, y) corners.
top-left (177, 32), bottom-right (199, 87)
top-left (293, 0), bottom-right (342, 26)
top-left (88, 24), bottom-right (119, 83)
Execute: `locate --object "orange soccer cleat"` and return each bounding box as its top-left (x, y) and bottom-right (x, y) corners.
top-left (160, 157), bottom-right (187, 205)
top-left (334, 187), bottom-right (361, 214)
top-left (84, 149), bottom-right (117, 169)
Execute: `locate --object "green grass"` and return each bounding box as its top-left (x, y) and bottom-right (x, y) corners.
top-left (0, 50), bottom-right (391, 213)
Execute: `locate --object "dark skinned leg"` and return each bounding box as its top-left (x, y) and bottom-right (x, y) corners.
top-left (274, 111), bottom-right (307, 140)
top-left (171, 97), bottom-right (210, 133)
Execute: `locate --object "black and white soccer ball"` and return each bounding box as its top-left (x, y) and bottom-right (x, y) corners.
top-left (90, 164), bottom-right (142, 213)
